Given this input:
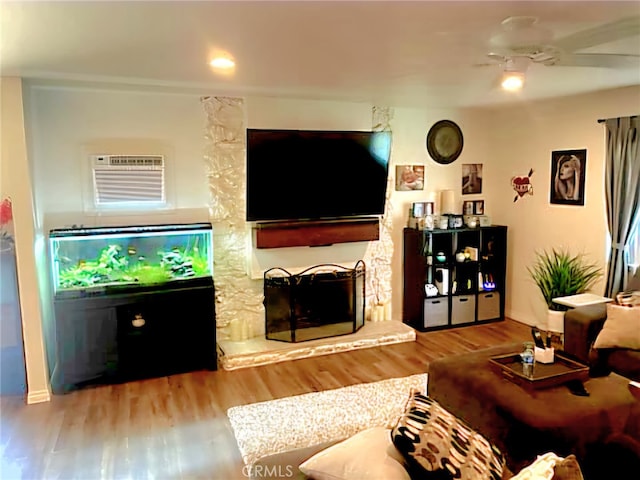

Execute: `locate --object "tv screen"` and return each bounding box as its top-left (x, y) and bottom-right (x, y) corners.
top-left (246, 129), bottom-right (391, 222)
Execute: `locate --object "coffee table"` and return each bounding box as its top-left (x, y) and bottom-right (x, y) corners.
top-left (428, 343), bottom-right (639, 476)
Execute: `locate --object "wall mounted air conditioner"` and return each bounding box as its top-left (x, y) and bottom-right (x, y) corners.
top-left (91, 154), bottom-right (165, 206)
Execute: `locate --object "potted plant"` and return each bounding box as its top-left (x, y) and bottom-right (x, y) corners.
top-left (527, 248), bottom-right (602, 332)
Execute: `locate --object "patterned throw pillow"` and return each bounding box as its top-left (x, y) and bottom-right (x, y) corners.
top-left (390, 389), bottom-right (505, 480)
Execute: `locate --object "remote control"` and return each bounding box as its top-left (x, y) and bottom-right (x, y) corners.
top-left (567, 379), bottom-right (589, 397)
top-left (531, 327), bottom-right (546, 349)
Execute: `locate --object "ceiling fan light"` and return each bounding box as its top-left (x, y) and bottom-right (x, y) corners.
top-left (501, 71), bottom-right (525, 91)
top-left (210, 56), bottom-right (235, 70)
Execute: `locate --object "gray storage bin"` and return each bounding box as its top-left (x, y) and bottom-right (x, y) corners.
top-left (451, 295), bottom-right (476, 325)
top-left (478, 292), bottom-right (500, 321)
top-left (423, 298), bottom-right (449, 328)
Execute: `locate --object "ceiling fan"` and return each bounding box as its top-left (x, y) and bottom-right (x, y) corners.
top-left (479, 15), bottom-right (640, 90)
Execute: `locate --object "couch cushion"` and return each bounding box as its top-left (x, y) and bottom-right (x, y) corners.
top-left (390, 389), bottom-right (505, 479)
top-left (626, 266), bottom-right (640, 291)
top-left (298, 427), bottom-right (409, 480)
top-left (593, 304), bottom-right (640, 350)
top-left (251, 439), bottom-right (343, 480)
top-left (563, 304), bottom-right (607, 364)
top-left (507, 452), bottom-right (584, 480)
top-left (606, 349), bottom-right (640, 381)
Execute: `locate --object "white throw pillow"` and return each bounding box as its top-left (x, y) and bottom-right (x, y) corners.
top-left (509, 452), bottom-right (563, 479)
top-left (593, 304), bottom-right (640, 350)
top-left (299, 427), bottom-right (409, 480)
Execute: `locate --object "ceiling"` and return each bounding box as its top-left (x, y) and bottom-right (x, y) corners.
top-left (2, 1), bottom-right (640, 108)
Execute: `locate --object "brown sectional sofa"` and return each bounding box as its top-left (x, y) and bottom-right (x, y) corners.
top-left (428, 343), bottom-right (640, 479)
top-left (562, 299), bottom-right (640, 478)
top-left (564, 303), bottom-right (640, 381)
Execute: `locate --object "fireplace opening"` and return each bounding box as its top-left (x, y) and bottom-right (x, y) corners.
top-left (264, 261), bottom-right (365, 343)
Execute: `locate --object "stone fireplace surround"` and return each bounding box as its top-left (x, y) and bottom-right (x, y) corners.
top-left (202, 98), bottom-right (396, 344)
top-left (217, 259), bottom-right (415, 370)
top-left (217, 320), bottom-right (416, 371)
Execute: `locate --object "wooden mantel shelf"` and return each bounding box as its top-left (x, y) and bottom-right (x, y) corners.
top-left (254, 217), bottom-right (380, 249)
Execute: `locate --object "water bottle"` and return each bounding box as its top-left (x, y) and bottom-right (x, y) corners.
top-left (521, 341), bottom-right (535, 378)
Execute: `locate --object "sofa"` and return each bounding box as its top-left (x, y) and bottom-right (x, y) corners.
top-left (560, 280), bottom-right (640, 478)
top-left (564, 266), bottom-right (640, 381)
top-left (250, 334), bottom-right (639, 480)
top-left (250, 426), bottom-right (583, 480)
top-left (250, 390), bottom-right (589, 480)
top-left (564, 303), bottom-right (640, 381)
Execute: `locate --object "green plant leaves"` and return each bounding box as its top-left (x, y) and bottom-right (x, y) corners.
top-left (527, 248), bottom-right (602, 311)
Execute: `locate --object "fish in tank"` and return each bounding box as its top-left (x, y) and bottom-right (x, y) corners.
top-left (49, 223), bottom-right (213, 293)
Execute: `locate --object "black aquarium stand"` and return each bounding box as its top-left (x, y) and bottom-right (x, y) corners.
top-left (50, 276), bottom-right (216, 394)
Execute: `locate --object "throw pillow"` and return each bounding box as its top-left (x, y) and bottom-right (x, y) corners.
top-left (552, 454), bottom-right (584, 480)
top-left (593, 304), bottom-right (640, 350)
top-left (509, 452), bottom-right (562, 480)
top-left (390, 389), bottom-right (505, 480)
top-left (507, 453), bottom-right (584, 480)
top-left (626, 266), bottom-right (640, 291)
top-left (299, 426), bottom-right (410, 480)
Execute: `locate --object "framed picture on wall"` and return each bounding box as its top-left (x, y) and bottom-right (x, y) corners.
top-left (463, 201), bottom-right (474, 215)
top-left (396, 165), bottom-right (425, 191)
top-left (462, 163), bottom-right (483, 194)
top-left (549, 149), bottom-right (586, 206)
top-left (474, 200), bottom-right (485, 215)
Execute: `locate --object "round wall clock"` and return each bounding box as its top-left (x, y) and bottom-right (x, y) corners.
top-left (426, 120), bottom-right (464, 164)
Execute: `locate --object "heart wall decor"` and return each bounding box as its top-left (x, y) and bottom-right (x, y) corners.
top-left (511, 169), bottom-right (534, 202)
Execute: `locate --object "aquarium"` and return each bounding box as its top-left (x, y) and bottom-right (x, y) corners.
top-left (49, 223), bottom-right (213, 296)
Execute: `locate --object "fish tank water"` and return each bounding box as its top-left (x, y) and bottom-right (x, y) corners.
top-left (49, 223), bottom-right (213, 296)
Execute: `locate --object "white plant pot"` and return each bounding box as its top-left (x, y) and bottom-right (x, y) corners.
top-left (547, 309), bottom-right (565, 334)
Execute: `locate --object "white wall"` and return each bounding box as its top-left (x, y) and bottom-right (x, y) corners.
top-left (27, 85), bottom-right (211, 230)
top-left (384, 106), bottom-right (489, 318)
top-left (1, 78), bottom-right (51, 403)
top-left (21, 80), bottom-right (640, 400)
top-left (474, 85), bottom-right (640, 327)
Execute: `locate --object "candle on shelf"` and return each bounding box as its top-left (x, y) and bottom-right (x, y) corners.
top-left (440, 189), bottom-right (455, 215)
top-left (384, 301), bottom-right (392, 321)
top-left (371, 305), bottom-right (379, 322)
top-left (241, 319), bottom-right (250, 340)
top-left (230, 319), bottom-right (243, 342)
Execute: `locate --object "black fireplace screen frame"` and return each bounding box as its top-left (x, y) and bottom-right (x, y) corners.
top-left (264, 261), bottom-right (366, 343)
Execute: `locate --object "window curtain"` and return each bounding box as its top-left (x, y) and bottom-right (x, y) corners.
top-left (604, 116), bottom-right (640, 297)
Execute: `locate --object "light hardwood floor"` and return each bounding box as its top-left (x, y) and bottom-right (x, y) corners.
top-left (0, 319), bottom-right (530, 480)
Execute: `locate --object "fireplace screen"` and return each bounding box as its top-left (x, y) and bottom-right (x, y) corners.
top-left (264, 261), bottom-right (365, 343)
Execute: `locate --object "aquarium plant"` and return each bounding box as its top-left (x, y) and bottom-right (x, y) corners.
top-left (58, 241), bottom-right (210, 290)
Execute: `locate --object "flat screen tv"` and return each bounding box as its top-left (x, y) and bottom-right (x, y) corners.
top-left (246, 129), bottom-right (392, 222)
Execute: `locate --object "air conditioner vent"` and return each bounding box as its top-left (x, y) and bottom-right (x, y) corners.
top-left (91, 154), bottom-right (165, 206)
top-left (93, 154), bottom-right (164, 167)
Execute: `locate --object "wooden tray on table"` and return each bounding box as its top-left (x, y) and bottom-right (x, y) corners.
top-left (489, 351), bottom-right (589, 390)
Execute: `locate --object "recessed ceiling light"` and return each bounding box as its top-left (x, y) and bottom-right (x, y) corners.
top-left (210, 57), bottom-right (235, 70)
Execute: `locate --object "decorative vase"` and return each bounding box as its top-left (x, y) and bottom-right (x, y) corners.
top-left (547, 309), bottom-right (565, 334)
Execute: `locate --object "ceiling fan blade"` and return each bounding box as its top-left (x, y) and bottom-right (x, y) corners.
top-left (553, 15), bottom-right (640, 52)
top-left (552, 53), bottom-right (640, 69)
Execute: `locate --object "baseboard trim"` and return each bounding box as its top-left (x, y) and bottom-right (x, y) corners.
top-left (27, 388), bottom-right (51, 404)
